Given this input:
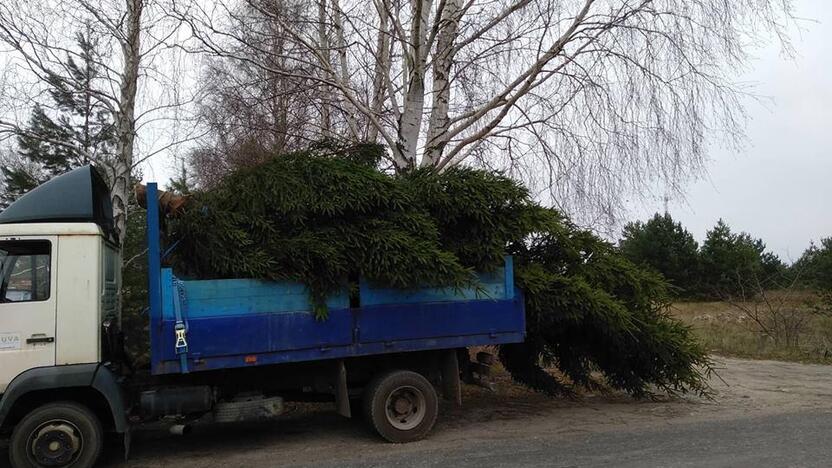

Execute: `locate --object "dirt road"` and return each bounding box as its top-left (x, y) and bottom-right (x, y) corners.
top-left (4, 357), bottom-right (832, 467)
top-left (96, 357), bottom-right (832, 467)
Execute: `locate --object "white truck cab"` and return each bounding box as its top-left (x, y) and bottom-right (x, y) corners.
top-left (0, 167), bottom-right (128, 468)
top-left (0, 222), bottom-right (120, 393)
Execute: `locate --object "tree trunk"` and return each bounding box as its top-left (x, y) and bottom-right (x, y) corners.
top-left (331, 0), bottom-right (359, 139)
top-left (394, 0), bottom-right (433, 170)
top-left (317, 0), bottom-right (332, 137)
top-left (423, 0), bottom-right (462, 167)
top-left (112, 0), bottom-right (142, 246)
top-left (269, 10), bottom-right (288, 153)
top-left (368, 0), bottom-right (391, 143)
top-left (82, 28), bottom-right (93, 165)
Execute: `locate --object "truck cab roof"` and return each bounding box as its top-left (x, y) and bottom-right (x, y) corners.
top-left (0, 166), bottom-right (116, 242)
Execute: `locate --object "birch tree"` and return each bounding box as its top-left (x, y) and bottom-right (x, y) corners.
top-left (0, 0), bottom-right (191, 243)
top-left (178, 0), bottom-right (793, 223)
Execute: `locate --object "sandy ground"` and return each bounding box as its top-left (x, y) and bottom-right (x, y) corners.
top-left (77, 357), bottom-right (832, 467)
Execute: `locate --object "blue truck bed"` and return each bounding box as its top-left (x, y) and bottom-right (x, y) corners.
top-left (146, 184), bottom-right (526, 376)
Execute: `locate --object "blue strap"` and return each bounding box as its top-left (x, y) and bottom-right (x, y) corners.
top-left (172, 278), bottom-right (190, 374)
top-left (161, 238), bottom-right (182, 261)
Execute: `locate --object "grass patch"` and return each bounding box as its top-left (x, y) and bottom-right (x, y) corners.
top-left (672, 297), bottom-right (832, 364)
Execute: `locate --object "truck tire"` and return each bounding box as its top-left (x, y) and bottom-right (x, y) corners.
top-left (9, 401), bottom-right (103, 468)
top-left (363, 370), bottom-right (438, 443)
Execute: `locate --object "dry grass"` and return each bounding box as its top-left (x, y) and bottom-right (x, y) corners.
top-left (672, 294), bottom-right (832, 364)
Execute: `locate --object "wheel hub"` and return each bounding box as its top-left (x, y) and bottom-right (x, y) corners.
top-left (29, 420), bottom-right (82, 467)
top-left (393, 397), bottom-right (413, 414)
top-left (385, 385), bottom-right (426, 430)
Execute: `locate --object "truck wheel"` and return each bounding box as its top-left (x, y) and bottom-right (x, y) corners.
top-left (363, 370), bottom-right (438, 443)
top-left (9, 402), bottom-right (103, 468)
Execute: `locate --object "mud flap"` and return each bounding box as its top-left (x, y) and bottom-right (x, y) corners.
top-left (123, 427), bottom-right (132, 461)
top-left (334, 359), bottom-right (351, 418)
top-left (442, 349), bottom-right (462, 406)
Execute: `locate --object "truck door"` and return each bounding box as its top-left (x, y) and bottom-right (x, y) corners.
top-left (0, 237), bottom-right (57, 393)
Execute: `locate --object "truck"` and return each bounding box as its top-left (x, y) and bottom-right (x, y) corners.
top-left (0, 166), bottom-right (526, 467)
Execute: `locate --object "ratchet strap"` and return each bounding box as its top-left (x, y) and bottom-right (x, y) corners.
top-left (172, 277), bottom-right (190, 374)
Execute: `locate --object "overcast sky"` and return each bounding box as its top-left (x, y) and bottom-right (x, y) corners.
top-left (625, 0), bottom-right (832, 262)
top-left (141, 0), bottom-right (831, 263)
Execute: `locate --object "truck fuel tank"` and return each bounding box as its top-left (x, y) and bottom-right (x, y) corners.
top-left (140, 386), bottom-right (213, 418)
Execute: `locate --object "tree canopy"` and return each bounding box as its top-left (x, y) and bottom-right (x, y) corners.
top-left (793, 238), bottom-right (832, 290)
top-left (620, 215), bottom-right (789, 299)
top-left (700, 220), bottom-right (786, 296)
top-left (2, 31), bottom-right (115, 206)
top-left (173, 0), bottom-right (795, 226)
top-left (619, 213), bottom-right (701, 297)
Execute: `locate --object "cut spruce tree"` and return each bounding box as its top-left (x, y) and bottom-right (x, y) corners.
top-left (161, 143), bottom-right (712, 398)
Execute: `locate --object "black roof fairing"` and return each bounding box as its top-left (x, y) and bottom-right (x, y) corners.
top-left (0, 166), bottom-right (116, 240)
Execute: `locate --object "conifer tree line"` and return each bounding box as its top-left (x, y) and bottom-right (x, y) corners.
top-left (618, 213), bottom-right (832, 299)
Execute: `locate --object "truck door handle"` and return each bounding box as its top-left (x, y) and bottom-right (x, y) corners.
top-left (26, 335), bottom-right (55, 344)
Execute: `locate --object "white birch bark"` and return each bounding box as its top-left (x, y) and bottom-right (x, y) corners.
top-left (111, 0), bottom-right (142, 246)
top-left (394, 0), bottom-right (433, 169)
top-left (422, 0), bottom-right (462, 167)
top-left (331, 0), bottom-right (360, 139)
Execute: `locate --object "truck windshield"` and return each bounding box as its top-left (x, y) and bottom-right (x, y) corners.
top-left (0, 240), bottom-right (51, 303)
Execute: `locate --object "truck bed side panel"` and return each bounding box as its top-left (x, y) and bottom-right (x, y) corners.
top-left (151, 260), bottom-right (525, 375)
top-left (157, 310), bottom-right (354, 362)
top-left (356, 298), bottom-right (525, 344)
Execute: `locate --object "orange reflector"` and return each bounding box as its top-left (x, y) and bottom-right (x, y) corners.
top-left (245, 355), bottom-right (257, 364)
